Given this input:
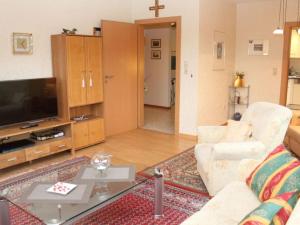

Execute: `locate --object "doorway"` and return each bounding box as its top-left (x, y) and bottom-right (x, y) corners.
top-left (141, 24), bottom-right (176, 134)
top-left (136, 17), bottom-right (181, 135)
top-left (102, 17), bottom-right (181, 137)
top-left (280, 23), bottom-right (300, 110)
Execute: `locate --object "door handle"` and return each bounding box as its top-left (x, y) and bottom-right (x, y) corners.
top-left (105, 75), bottom-right (114, 79)
top-left (81, 71), bottom-right (86, 88)
top-left (82, 79), bottom-right (86, 88)
top-left (89, 71), bottom-right (93, 87)
top-left (7, 157), bottom-right (17, 162)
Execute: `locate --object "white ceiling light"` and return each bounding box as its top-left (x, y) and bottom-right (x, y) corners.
top-left (273, 28), bottom-right (284, 35)
top-left (273, 0), bottom-right (285, 35)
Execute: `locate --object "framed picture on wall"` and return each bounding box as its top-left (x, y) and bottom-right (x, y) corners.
top-left (248, 39), bottom-right (269, 56)
top-left (13, 33), bottom-right (33, 54)
top-left (151, 39), bottom-right (161, 48)
top-left (151, 50), bottom-right (161, 59)
top-left (213, 31), bottom-right (225, 71)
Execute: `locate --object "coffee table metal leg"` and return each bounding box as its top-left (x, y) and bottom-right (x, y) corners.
top-left (154, 168), bottom-right (164, 219)
top-left (0, 197), bottom-right (11, 225)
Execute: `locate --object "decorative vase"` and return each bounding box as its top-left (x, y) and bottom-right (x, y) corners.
top-left (234, 74), bottom-right (245, 88)
top-left (91, 153), bottom-right (112, 176)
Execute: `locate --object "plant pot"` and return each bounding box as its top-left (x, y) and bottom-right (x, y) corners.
top-left (234, 75), bottom-right (245, 88)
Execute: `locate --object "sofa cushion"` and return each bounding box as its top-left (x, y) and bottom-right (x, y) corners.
top-left (221, 120), bottom-right (252, 142)
top-left (180, 182), bottom-right (260, 225)
top-left (246, 145), bottom-right (300, 201)
top-left (239, 191), bottom-right (299, 225)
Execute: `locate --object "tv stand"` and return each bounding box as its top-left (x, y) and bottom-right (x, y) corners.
top-left (0, 139), bottom-right (35, 153)
top-left (20, 123), bottom-right (39, 129)
top-left (0, 119), bottom-right (74, 169)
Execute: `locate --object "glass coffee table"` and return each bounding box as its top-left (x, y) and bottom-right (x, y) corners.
top-left (0, 162), bottom-right (162, 225)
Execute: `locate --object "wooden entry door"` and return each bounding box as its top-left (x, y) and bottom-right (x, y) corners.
top-left (102, 21), bottom-right (138, 136)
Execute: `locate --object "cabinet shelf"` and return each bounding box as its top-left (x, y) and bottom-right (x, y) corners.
top-left (228, 86), bottom-right (250, 119)
top-left (0, 119), bottom-right (73, 169)
top-left (0, 119), bottom-right (72, 140)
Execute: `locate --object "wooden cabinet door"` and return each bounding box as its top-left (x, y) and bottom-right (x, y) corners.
top-left (85, 37), bottom-right (104, 104)
top-left (66, 36), bottom-right (87, 107)
top-left (73, 122), bottom-right (89, 149)
top-left (88, 118), bottom-right (105, 144)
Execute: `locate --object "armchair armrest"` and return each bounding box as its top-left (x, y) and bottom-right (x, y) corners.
top-left (213, 141), bottom-right (266, 160)
top-left (287, 199), bottom-right (300, 225)
top-left (198, 126), bottom-right (227, 144)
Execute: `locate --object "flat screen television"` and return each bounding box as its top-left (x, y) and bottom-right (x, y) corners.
top-left (0, 78), bottom-right (58, 127)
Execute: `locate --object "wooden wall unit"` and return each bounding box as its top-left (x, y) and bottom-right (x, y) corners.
top-left (0, 120), bottom-right (73, 170)
top-left (52, 34), bottom-right (105, 150)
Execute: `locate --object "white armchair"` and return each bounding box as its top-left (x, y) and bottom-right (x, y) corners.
top-left (195, 102), bottom-right (292, 196)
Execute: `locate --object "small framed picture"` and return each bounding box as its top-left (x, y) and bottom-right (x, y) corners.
top-left (151, 50), bottom-right (161, 59)
top-left (151, 39), bottom-right (161, 48)
top-left (213, 31), bottom-right (225, 71)
top-left (13, 33), bottom-right (33, 54)
top-left (248, 40), bottom-right (269, 56)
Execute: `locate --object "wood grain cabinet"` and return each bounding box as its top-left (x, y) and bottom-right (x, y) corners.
top-left (73, 118), bottom-right (104, 149)
top-left (52, 34), bottom-right (105, 150)
top-left (66, 36), bottom-right (103, 107)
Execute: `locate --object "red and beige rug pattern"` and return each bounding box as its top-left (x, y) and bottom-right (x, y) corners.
top-left (0, 148), bottom-right (209, 225)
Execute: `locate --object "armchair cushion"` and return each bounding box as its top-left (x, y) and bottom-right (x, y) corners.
top-left (213, 141), bottom-right (265, 160)
top-left (246, 145), bottom-right (300, 201)
top-left (239, 191), bottom-right (299, 225)
top-left (221, 120), bottom-right (252, 142)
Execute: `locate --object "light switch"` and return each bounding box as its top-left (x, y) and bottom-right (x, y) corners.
top-left (184, 61), bottom-right (188, 75)
top-left (272, 68), bottom-right (278, 76)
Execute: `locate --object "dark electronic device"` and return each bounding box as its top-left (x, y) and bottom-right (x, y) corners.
top-left (0, 78), bottom-right (58, 127)
top-left (0, 139), bottom-right (35, 153)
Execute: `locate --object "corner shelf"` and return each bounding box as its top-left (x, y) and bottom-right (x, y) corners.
top-left (228, 86), bottom-right (250, 119)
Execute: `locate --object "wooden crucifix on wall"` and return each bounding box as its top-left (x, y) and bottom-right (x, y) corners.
top-left (149, 0), bottom-right (165, 18)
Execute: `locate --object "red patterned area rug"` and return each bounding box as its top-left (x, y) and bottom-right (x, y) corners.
top-left (140, 148), bottom-right (208, 194)
top-left (0, 148), bottom-right (209, 225)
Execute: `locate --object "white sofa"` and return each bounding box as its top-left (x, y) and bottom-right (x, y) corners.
top-left (181, 160), bottom-right (300, 225)
top-left (195, 102), bottom-right (292, 196)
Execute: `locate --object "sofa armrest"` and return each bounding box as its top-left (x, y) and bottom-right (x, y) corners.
top-left (238, 159), bottom-right (261, 181)
top-left (198, 126), bottom-right (227, 144)
top-left (213, 141), bottom-right (266, 160)
top-left (287, 199), bottom-right (300, 225)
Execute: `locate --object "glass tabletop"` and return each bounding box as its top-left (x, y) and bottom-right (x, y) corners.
top-left (1, 161), bottom-right (152, 225)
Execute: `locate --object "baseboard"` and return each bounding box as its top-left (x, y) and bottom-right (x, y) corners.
top-left (144, 104), bottom-right (171, 109)
top-left (178, 133), bottom-right (198, 141)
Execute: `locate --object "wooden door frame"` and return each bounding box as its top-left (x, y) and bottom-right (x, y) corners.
top-left (280, 22), bottom-right (298, 105)
top-left (135, 16), bottom-right (181, 135)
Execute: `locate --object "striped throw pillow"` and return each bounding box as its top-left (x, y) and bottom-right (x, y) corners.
top-left (239, 191), bottom-right (299, 225)
top-left (246, 145), bottom-right (300, 201)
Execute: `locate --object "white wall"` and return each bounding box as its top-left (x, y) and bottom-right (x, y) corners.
top-left (235, 0), bottom-right (299, 104)
top-left (132, 0), bottom-right (200, 135)
top-left (198, 0), bottom-right (237, 125)
top-left (144, 27), bottom-right (172, 108)
top-left (0, 0), bottom-right (132, 80)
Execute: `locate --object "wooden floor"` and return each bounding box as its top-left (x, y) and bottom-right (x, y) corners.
top-left (0, 129), bottom-right (196, 181)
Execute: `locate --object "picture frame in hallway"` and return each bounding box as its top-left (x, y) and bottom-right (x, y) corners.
top-left (151, 39), bottom-right (161, 48)
top-left (213, 31), bottom-right (225, 71)
top-left (151, 50), bottom-right (161, 59)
